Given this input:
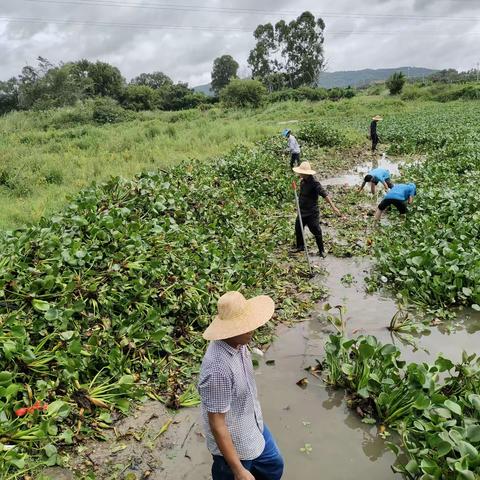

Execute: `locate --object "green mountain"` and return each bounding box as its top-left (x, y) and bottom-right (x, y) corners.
top-left (193, 83), bottom-right (214, 96)
top-left (317, 67), bottom-right (438, 88)
top-left (193, 67), bottom-right (438, 94)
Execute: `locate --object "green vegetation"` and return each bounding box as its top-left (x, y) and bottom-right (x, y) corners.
top-left (370, 102), bottom-right (480, 311)
top-left (323, 334), bottom-right (480, 479)
top-left (386, 72), bottom-right (406, 95)
top-left (219, 79), bottom-right (267, 108)
top-left (0, 138), bottom-right (324, 477)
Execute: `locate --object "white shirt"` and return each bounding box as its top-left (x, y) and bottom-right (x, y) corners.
top-left (288, 135), bottom-right (301, 154)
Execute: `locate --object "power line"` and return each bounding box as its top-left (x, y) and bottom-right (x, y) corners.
top-left (18, 0), bottom-right (480, 22)
top-left (2, 16), bottom-right (480, 37)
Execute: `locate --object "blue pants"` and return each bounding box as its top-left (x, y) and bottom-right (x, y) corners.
top-left (212, 425), bottom-right (284, 480)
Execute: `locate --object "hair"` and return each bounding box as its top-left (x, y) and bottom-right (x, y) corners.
top-left (386, 179), bottom-right (394, 188)
top-left (364, 174), bottom-right (373, 182)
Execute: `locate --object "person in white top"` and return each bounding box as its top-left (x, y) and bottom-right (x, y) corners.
top-left (282, 129), bottom-right (301, 168)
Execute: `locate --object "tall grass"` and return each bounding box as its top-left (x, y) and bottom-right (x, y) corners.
top-left (0, 96), bottom-right (471, 228)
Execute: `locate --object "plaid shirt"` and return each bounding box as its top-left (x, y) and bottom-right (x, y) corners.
top-left (198, 340), bottom-right (265, 460)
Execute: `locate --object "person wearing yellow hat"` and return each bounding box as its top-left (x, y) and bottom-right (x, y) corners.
top-left (370, 115), bottom-right (383, 153)
top-left (292, 161), bottom-right (345, 258)
top-left (198, 291), bottom-right (284, 480)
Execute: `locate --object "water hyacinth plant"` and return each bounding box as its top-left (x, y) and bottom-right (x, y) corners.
top-left (322, 334), bottom-right (480, 479)
top-left (0, 139), bottom-right (323, 477)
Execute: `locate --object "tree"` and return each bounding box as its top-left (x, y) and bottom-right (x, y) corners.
top-left (220, 79), bottom-right (267, 108)
top-left (0, 78), bottom-right (19, 115)
top-left (158, 83), bottom-right (207, 111)
top-left (121, 84), bottom-right (158, 111)
top-left (211, 55), bottom-right (239, 95)
top-left (16, 57), bottom-right (90, 110)
top-left (248, 11), bottom-right (325, 90)
top-left (69, 59), bottom-right (125, 99)
top-left (386, 72), bottom-right (406, 95)
top-left (130, 71), bottom-right (173, 89)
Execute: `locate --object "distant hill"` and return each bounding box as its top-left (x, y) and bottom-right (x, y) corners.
top-left (318, 67), bottom-right (438, 88)
top-left (193, 83), bottom-right (214, 96)
top-left (193, 67), bottom-right (438, 94)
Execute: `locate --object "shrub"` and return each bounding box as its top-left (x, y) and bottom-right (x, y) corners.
top-left (297, 121), bottom-right (346, 147)
top-left (91, 97), bottom-right (130, 124)
top-left (386, 72), bottom-right (406, 95)
top-left (220, 79), bottom-right (267, 108)
top-left (121, 84), bottom-right (158, 111)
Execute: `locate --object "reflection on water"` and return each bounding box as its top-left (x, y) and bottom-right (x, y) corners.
top-left (321, 154), bottom-right (404, 187)
top-left (255, 253), bottom-right (480, 479)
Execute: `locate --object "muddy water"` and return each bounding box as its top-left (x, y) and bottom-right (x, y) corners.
top-left (321, 154), bottom-right (403, 187)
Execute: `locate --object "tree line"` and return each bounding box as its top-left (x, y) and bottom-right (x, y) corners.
top-left (0, 11), bottom-right (341, 114)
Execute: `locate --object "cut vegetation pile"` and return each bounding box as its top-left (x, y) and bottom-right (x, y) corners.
top-left (0, 139), bottom-right (321, 477)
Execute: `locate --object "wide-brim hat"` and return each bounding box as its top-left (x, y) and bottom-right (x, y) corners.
top-left (203, 291), bottom-right (275, 341)
top-left (372, 115), bottom-right (383, 121)
top-left (293, 161), bottom-right (317, 176)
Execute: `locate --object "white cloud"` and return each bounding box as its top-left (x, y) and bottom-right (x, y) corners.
top-left (0, 0), bottom-right (479, 84)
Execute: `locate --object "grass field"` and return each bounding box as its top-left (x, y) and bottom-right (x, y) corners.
top-left (0, 95), bottom-right (460, 229)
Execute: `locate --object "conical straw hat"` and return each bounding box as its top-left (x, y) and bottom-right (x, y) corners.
top-left (372, 115), bottom-right (383, 121)
top-left (293, 161), bottom-right (317, 176)
top-left (203, 291), bottom-right (275, 341)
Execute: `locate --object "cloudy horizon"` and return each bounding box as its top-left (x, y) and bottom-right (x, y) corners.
top-left (1, 0), bottom-right (479, 86)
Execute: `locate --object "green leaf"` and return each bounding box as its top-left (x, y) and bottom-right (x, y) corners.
top-left (462, 287), bottom-right (472, 296)
top-left (32, 299), bottom-right (51, 312)
top-left (466, 425), bottom-right (480, 443)
top-left (471, 304), bottom-right (480, 311)
top-left (444, 399), bottom-right (462, 415)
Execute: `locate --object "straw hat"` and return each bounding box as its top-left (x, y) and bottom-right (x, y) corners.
top-left (372, 115), bottom-right (383, 121)
top-left (293, 161), bottom-right (317, 176)
top-left (203, 291), bottom-right (275, 341)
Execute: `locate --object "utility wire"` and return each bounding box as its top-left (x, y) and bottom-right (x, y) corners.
top-left (18, 0), bottom-right (480, 22)
top-left (2, 16), bottom-right (480, 37)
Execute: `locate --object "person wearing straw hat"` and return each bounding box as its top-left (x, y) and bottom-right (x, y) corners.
top-left (198, 291), bottom-right (284, 480)
top-left (292, 161), bottom-right (344, 257)
top-left (282, 128), bottom-right (301, 168)
top-left (370, 115), bottom-right (383, 153)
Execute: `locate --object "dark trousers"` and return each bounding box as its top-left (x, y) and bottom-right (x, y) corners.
top-left (211, 425), bottom-right (284, 480)
top-left (371, 134), bottom-right (379, 152)
top-left (295, 214), bottom-right (324, 254)
top-left (290, 152), bottom-right (300, 168)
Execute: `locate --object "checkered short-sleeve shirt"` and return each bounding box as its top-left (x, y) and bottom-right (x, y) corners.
top-left (198, 340), bottom-right (265, 460)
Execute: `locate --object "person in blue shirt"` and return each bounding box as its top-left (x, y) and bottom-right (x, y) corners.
top-left (358, 167), bottom-right (393, 194)
top-left (374, 183), bottom-right (417, 221)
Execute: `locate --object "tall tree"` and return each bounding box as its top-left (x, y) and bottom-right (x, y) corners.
top-left (69, 59), bottom-right (125, 99)
top-left (248, 12), bottom-right (325, 90)
top-left (211, 55), bottom-right (239, 95)
top-left (386, 72), bottom-right (406, 95)
top-left (130, 71), bottom-right (173, 89)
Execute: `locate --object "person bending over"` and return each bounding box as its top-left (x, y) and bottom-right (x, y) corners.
top-left (359, 167), bottom-right (393, 194)
top-left (375, 183), bottom-right (416, 221)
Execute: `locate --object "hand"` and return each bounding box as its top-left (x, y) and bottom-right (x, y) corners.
top-left (234, 468), bottom-right (255, 480)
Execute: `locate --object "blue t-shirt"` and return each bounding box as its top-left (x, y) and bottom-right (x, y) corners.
top-left (384, 183), bottom-right (416, 201)
top-left (370, 168), bottom-right (390, 183)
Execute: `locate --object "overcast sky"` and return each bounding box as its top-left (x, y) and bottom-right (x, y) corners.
top-left (1, 0), bottom-right (479, 85)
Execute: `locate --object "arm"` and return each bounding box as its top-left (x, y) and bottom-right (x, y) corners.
top-left (370, 182), bottom-right (376, 195)
top-left (358, 180), bottom-right (366, 192)
top-left (325, 195), bottom-right (345, 218)
top-left (208, 413), bottom-right (254, 480)
top-left (382, 181), bottom-right (389, 191)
